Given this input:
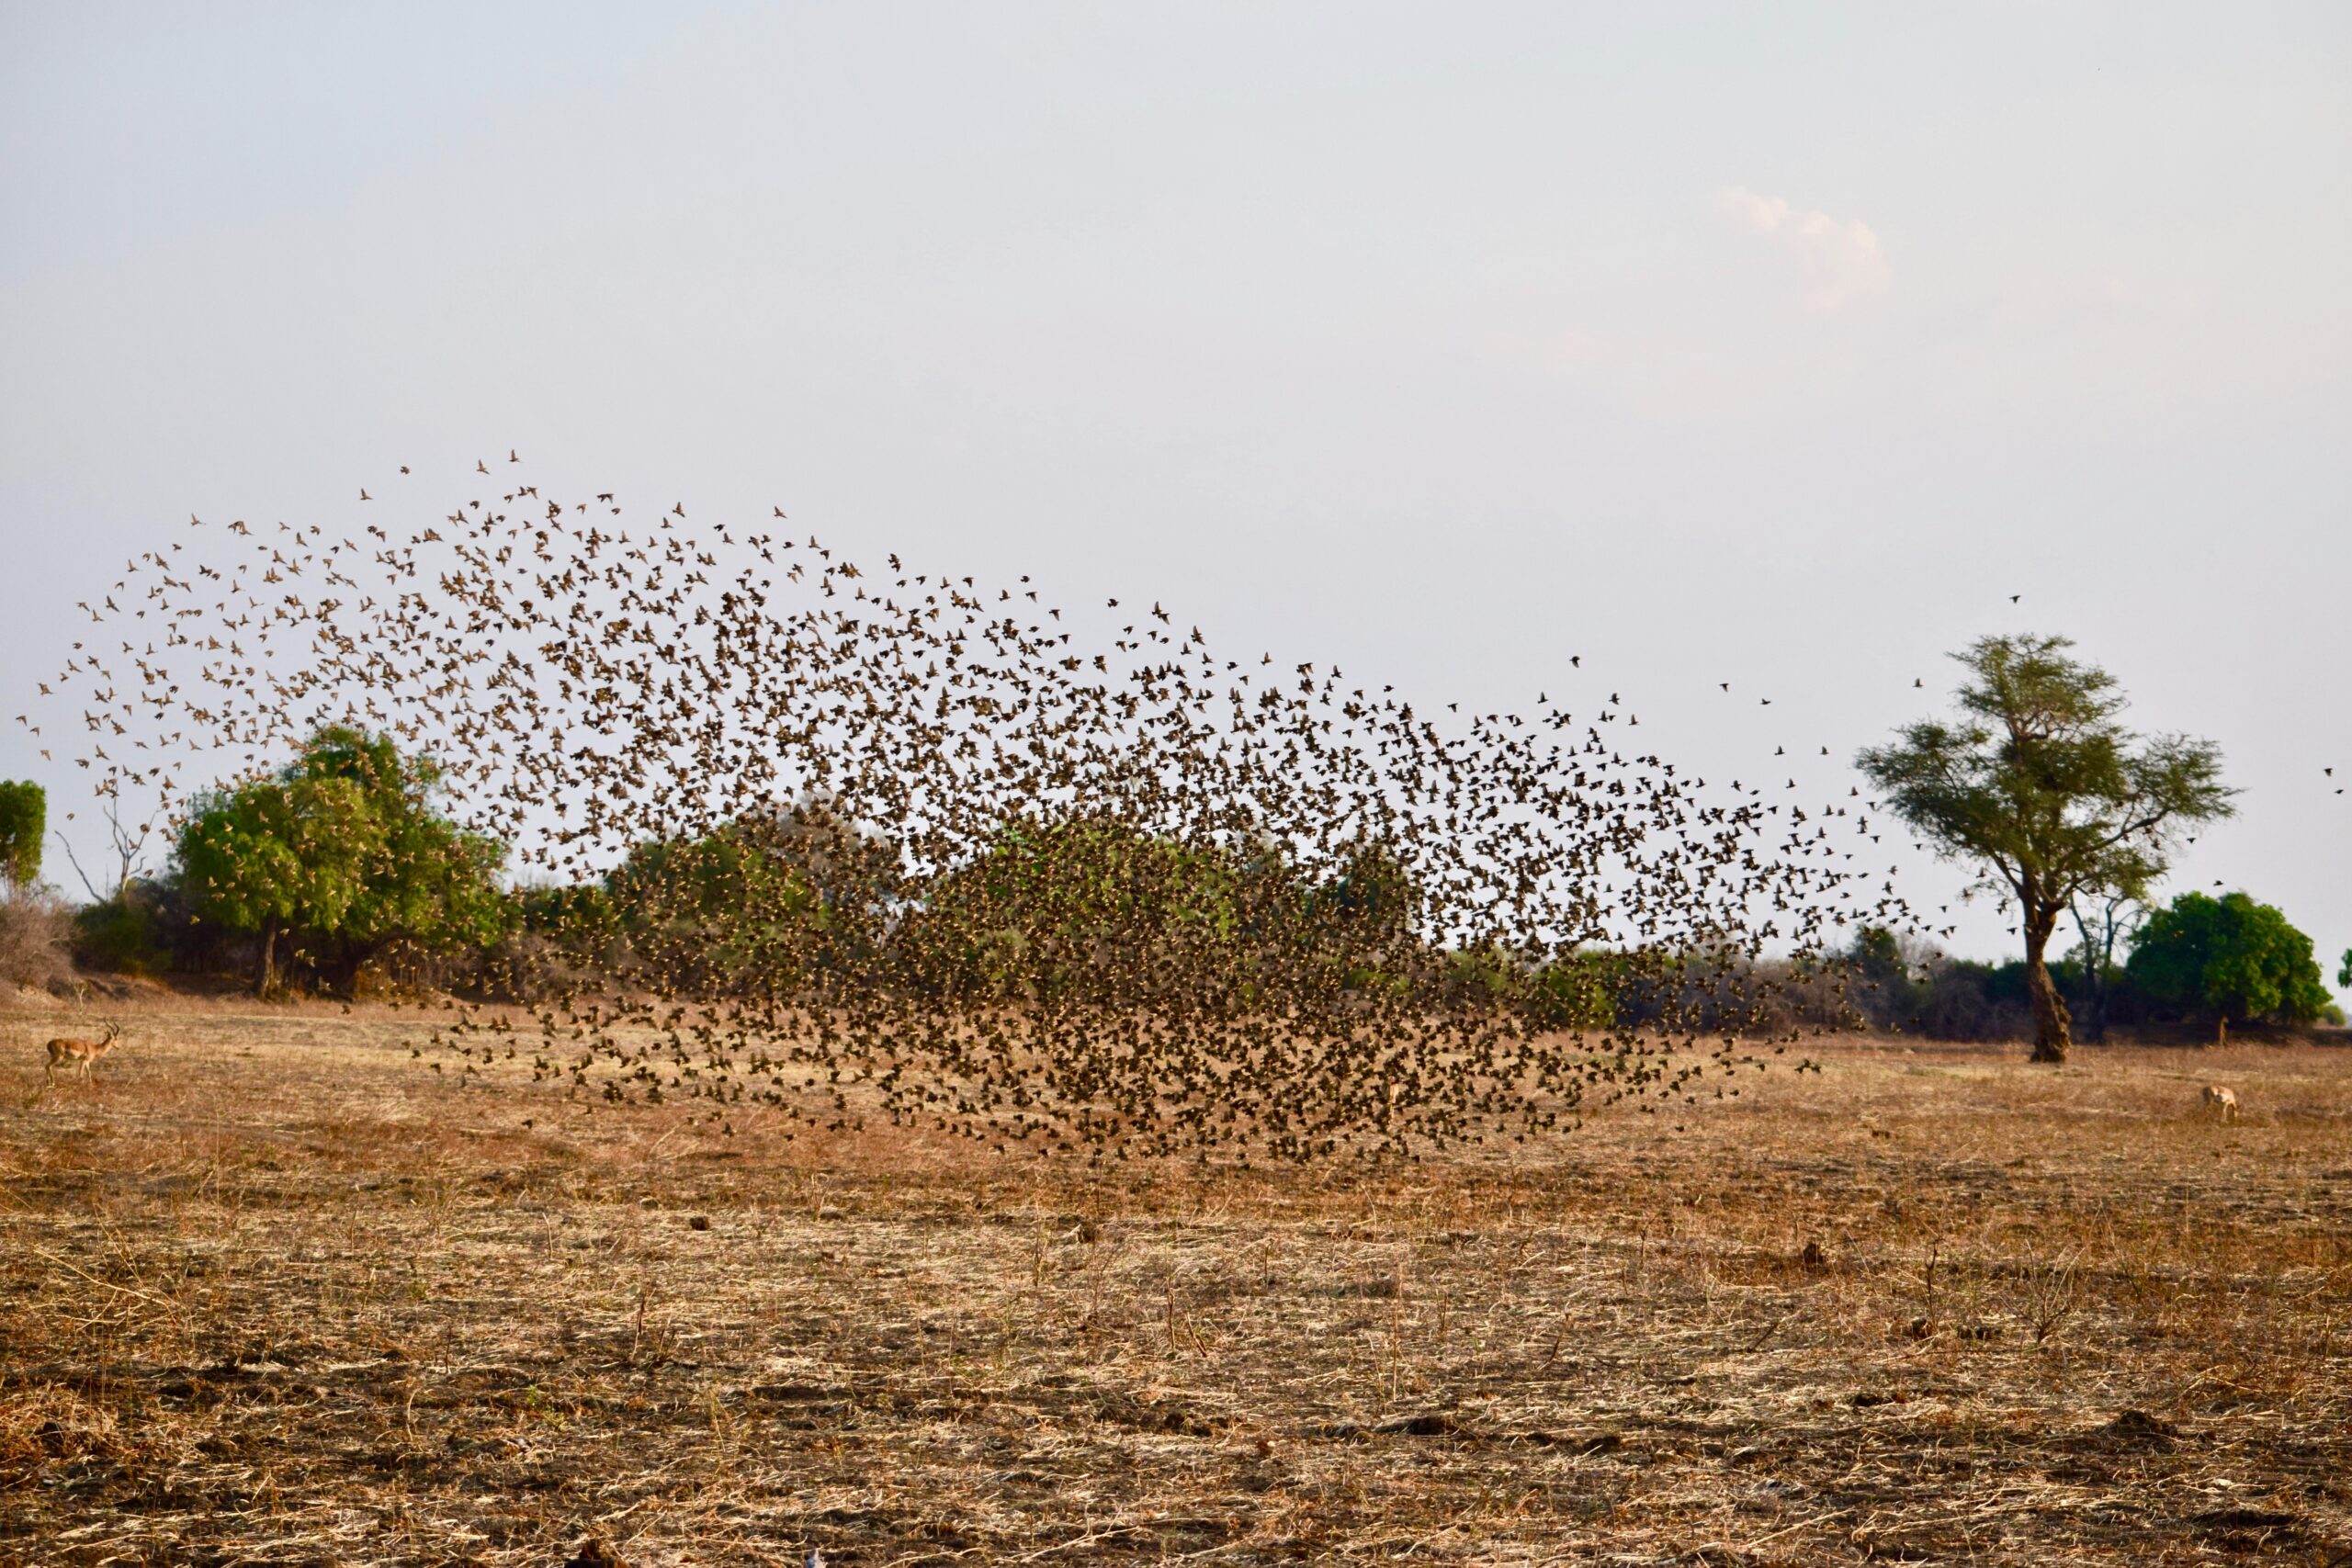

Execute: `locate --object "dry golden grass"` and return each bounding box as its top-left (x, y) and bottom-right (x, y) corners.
top-left (4, 998), bottom-right (2348, 1565)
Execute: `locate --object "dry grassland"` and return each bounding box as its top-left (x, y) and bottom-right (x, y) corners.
top-left (4, 995), bottom-right (2348, 1566)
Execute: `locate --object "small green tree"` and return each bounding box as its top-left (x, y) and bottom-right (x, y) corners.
top-left (1858, 634), bottom-right (2233, 1063)
top-left (2127, 891), bottom-right (2332, 1027)
top-left (911, 816), bottom-right (1252, 1004)
top-left (176, 728), bottom-right (507, 994)
top-left (601, 808), bottom-right (876, 998)
top-left (0, 780), bottom-right (43, 890)
top-left (2340, 947), bottom-right (2351, 991)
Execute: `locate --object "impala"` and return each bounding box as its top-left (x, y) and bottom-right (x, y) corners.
top-left (44, 1020), bottom-right (120, 1082)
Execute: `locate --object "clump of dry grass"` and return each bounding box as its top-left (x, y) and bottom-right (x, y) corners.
top-left (4, 1001), bottom-right (2348, 1564)
top-left (0, 888), bottom-right (72, 992)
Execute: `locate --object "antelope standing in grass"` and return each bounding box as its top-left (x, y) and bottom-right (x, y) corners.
top-left (44, 1020), bottom-right (120, 1083)
top-left (2201, 1083), bottom-right (2239, 1123)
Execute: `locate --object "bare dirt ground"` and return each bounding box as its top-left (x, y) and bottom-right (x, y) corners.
top-left (4, 997), bottom-right (2348, 1566)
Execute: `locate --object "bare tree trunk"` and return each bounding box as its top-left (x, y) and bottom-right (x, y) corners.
top-left (2024, 905), bottom-right (2071, 1063)
top-left (257, 922), bottom-right (278, 998)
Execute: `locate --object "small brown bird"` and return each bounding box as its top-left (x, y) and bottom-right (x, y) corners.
top-left (51, 456), bottom-right (1917, 1163)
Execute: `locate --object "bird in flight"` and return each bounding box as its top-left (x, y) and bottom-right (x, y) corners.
top-left (42, 457), bottom-right (1911, 1163)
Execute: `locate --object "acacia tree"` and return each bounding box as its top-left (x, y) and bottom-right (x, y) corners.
top-left (1858, 634), bottom-right (2232, 1063)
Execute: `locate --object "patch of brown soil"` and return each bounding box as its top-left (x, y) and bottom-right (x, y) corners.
top-left (3, 1009), bottom-right (2346, 1564)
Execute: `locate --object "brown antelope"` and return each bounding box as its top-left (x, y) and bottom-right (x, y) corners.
top-left (45, 1020), bottom-right (120, 1082)
top-left (2201, 1083), bottom-right (2239, 1122)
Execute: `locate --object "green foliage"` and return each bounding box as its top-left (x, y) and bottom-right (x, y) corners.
top-left (1858, 636), bottom-right (2233, 912)
top-left (597, 807), bottom-right (878, 997)
top-left (2126, 891), bottom-right (2333, 1025)
top-left (175, 728), bottom-right (508, 989)
top-left (901, 819), bottom-right (1436, 1012)
top-left (0, 780), bottom-right (43, 888)
top-left (519, 881), bottom-right (616, 935)
top-left (1845, 924), bottom-right (1928, 1021)
top-left (1857, 634), bottom-right (2233, 1058)
top-left (1438, 946), bottom-right (1622, 1029)
top-left (1522, 950), bottom-right (1623, 1029)
top-left (910, 817), bottom-right (1253, 1003)
top-left (2340, 947), bottom-right (2351, 992)
top-left (74, 896), bottom-right (168, 976)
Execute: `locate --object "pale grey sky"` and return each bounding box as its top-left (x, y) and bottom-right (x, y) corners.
top-left (4, 2), bottom-right (2346, 994)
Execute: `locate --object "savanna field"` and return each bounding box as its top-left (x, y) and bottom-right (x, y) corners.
top-left (5, 993), bottom-right (2347, 1566)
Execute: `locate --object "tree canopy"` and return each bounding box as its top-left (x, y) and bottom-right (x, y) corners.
top-left (588, 799), bottom-right (900, 999)
top-left (0, 780), bottom-right (42, 890)
top-left (1857, 634), bottom-right (2232, 1062)
top-left (2127, 890), bottom-right (2332, 1026)
top-left (903, 817), bottom-right (1371, 1008)
top-left (176, 728), bottom-right (507, 992)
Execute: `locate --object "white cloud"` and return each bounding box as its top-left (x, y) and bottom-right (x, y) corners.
top-left (1714, 186), bottom-right (1889, 311)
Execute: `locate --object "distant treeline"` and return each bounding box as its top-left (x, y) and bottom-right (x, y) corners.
top-left (1839, 908), bottom-right (2343, 1039)
top-left (22, 731), bottom-right (2344, 1039)
top-left (43, 732), bottom-right (1806, 1035)
top-left (77, 791), bottom-right (1792, 1034)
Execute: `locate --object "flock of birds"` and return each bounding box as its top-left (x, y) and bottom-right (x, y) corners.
top-left (28, 457), bottom-right (1925, 1159)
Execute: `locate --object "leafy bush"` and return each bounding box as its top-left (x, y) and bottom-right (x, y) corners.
top-left (2126, 891), bottom-right (2332, 1025)
top-left (908, 816), bottom-right (1272, 1006)
top-left (0, 781), bottom-right (42, 890)
top-left (175, 728), bottom-right (509, 994)
top-left (589, 799), bottom-right (901, 1001)
top-left (1521, 951), bottom-right (1624, 1030)
top-left (73, 896), bottom-right (170, 976)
